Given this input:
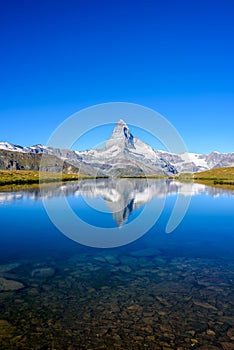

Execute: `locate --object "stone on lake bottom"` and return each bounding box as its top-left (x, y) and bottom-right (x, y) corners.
top-left (0, 277), bottom-right (24, 291)
top-left (31, 267), bottom-right (55, 278)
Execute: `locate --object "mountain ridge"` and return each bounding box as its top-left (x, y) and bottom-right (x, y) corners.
top-left (1, 120), bottom-right (234, 175)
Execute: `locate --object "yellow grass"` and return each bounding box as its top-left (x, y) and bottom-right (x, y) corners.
top-left (193, 167), bottom-right (234, 190)
top-left (0, 170), bottom-right (82, 186)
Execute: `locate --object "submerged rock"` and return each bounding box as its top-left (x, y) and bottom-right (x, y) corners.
top-left (0, 320), bottom-right (15, 339)
top-left (118, 265), bottom-right (132, 273)
top-left (31, 267), bottom-right (55, 278)
top-left (193, 300), bottom-right (217, 311)
top-left (0, 277), bottom-right (24, 291)
top-left (227, 327), bottom-right (234, 340)
top-left (93, 256), bottom-right (106, 263)
top-left (103, 255), bottom-right (120, 265)
top-left (206, 329), bottom-right (216, 336)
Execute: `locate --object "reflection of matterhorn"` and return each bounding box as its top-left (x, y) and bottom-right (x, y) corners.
top-left (1, 179), bottom-right (232, 226)
top-left (76, 179), bottom-right (169, 226)
top-left (104, 179), bottom-right (137, 226)
top-left (73, 178), bottom-right (148, 226)
top-left (74, 178), bottom-right (173, 226)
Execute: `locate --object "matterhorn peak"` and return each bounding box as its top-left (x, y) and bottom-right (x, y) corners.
top-left (107, 119), bottom-right (135, 149)
top-left (114, 119), bottom-right (129, 132)
top-left (117, 119), bottom-right (127, 125)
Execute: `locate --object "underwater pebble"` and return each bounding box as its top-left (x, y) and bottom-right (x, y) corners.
top-left (206, 329), bottom-right (216, 336)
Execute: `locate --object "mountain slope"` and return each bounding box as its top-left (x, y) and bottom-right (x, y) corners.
top-left (0, 150), bottom-right (79, 174)
top-left (194, 167), bottom-right (234, 180)
top-left (156, 150), bottom-right (234, 173)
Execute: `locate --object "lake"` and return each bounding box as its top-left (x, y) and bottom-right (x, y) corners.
top-left (0, 179), bottom-right (234, 349)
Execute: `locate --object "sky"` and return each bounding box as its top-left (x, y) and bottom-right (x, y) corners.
top-left (0, 0), bottom-right (233, 153)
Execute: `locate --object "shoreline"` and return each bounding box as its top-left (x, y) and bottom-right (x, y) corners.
top-left (0, 169), bottom-right (234, 191)
top-left (0, 170), bottom-right (98, 187)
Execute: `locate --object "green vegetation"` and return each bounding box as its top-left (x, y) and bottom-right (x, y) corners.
top-left (193, 167), bottom-right (234, 190)
top-left (1, 167), bottom-right (234, 191)
top-left (0, 170), bottom-right (93, 186)
top-left (194, 167), bottom-right (234, 181)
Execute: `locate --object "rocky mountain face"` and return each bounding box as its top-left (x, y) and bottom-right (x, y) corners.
top-left (0, 120), bottom-right (234, 175)
top-left (0, 150), bottom-right (79, 174)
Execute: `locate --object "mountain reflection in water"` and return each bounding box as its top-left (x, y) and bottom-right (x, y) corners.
top-left (0, 179), bottom-right (233, 227)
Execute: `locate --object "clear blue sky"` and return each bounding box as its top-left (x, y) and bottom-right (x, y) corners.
top-left (0, 0), bottom-right (233, 153)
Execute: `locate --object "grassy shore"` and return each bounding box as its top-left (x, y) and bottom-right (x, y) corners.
top-left (0, 170), bottom-right (93, 186)
top-left (1, 167), bottom-right (234, 190)
top-left (193, 167), bottom-right (234, 190)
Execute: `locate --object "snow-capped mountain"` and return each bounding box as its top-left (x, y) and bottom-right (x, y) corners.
top-left (75, 120), bottom-right (176, 176)
top-left (0, 120), bottom-right (234, 175)
top-left (0, 142), bottom-right (49, 154)
top-left (155, 150), bottom-right (234, 173)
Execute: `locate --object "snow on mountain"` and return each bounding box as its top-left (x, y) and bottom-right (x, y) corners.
top-left (0, 142), bottom-right (50, 154)
top-left (0, 142), bottom-right (28, 153)
top-left (156, 150), bottom-right (234, 172)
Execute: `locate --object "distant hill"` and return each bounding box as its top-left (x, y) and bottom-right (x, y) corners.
top-left (0, 150), bottom-right (79, 174)
top-left (194, 167), bottom-right (234, 189)
top-left (194, 167), bottom-right (234, 180)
